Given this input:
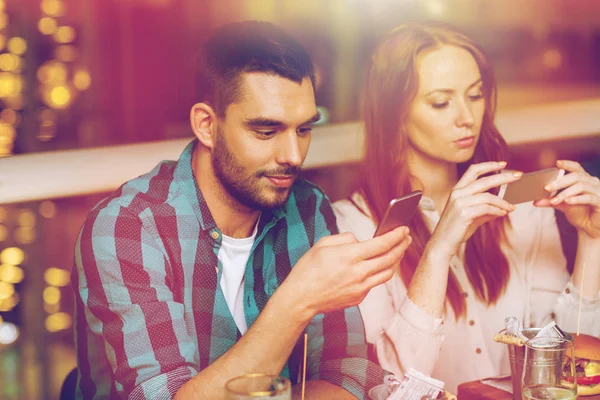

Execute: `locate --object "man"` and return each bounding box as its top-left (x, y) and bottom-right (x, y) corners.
top-left (72, 21), bottom-right (411, 399)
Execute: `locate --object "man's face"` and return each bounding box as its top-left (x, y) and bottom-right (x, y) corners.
top-left (212, 73), bottom-right (319, 210)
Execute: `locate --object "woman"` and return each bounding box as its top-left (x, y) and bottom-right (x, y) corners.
top-left (333, 21), bottom-right (600, 392)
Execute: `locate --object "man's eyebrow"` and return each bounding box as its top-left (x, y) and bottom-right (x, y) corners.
top-left (423, 78), bottom-right (482, 97)
top-left (243, 118), bottom-right (285, 128)
top-left (300, 112), bottom-right (321, 126)
top-left (243, 112), bottom-right (321, 129)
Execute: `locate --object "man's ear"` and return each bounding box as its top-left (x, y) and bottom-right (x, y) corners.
top-left (190, 103), bottom-right (218, 149)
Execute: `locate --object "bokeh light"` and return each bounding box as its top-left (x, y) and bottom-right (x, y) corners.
top-left (0, 225), bottom-right (7, 242)
top-left (43, 286), bottom-right (61, 305)
top-left (0, 264), bottom-right (24, 284)
top-left (0, 53), bottom-right (19, 71)
top-left (0, 322), bottom-right (19, 345)
top-left (38, 17), bottom-right (58, 35)
top-left (47, 85), bottom-right (73, 109)
top-left (55, 45), bottom-right (77, 62)
top-left (0, 293), bottom-right (19, 312)
top-left (15, 226), bottom-right (36, 245)
top-left (17, 210), bottom-right (36, 227)
top-left (0, 108), bottom-right (17, 125)
top-left (73, 68), bottom-right (91, 91)
top-left (39, 201), bottom-right (58, 219)
top-left (0, 73), bottom-right (23, 97)
top-left (7, 37), bottom-right (27, 55)
top-left (0, 13), bottom-right (7, 30)
top-left (44, 267), bottom-right (70, 287)
top-left (53, 26), bottom-right (76, 44)
top-left (41, 0), bottom-right (66, 17)
top-left (37, 61), bottom-right (68, 85)
top-left (0, 282), bottom-right (14, 300)
top-left (45, 312), bottom-right (72, 332)
top-left (0, 247), bottom-right (25, 266)
top-left (0, 123), bottom-right (16, 141)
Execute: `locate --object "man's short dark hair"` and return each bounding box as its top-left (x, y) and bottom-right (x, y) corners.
top-left (196, 20), bottom-right (316, 117)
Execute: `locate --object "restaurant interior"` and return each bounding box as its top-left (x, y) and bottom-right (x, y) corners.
top-left (0, 0), bottom-right (599, 399)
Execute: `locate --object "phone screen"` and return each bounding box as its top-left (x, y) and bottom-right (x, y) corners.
top-left (374, 190), bottom-right (423, 237)
top-left (498, 168), bottom-right (565, 204)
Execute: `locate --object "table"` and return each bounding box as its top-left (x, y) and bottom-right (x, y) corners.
top-left (457, 380), bottom-right (600, 399)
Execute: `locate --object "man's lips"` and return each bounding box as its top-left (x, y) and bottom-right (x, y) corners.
top-left (265, 175), bottom-right (295, 188)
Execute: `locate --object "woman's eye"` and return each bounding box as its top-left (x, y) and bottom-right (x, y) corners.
top-left (431, 102), bottom-right (449, 109)
top-left (469, 93), bottom-right (483, 101)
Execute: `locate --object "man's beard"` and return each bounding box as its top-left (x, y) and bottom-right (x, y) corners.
top-left (212, 130), bottom-right (300, 210)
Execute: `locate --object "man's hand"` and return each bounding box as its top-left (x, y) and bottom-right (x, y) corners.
top-left (279, 226), bottom-right (412, 319)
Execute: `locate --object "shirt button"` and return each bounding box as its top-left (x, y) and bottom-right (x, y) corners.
top-left (550, 312), bottom-right (556, 319)
top-left (215, 266), bottom-right (219, 274)
top-left (210, 230), bottom-right (220, 240)
top-left (469, 320), bottom-right (475, 326)
top-left (463, 292), bottom-right (469, 298)
top-left (565, 288), bottom-right (570, 294)
top-left (475, 348), bottom-right (482, 354)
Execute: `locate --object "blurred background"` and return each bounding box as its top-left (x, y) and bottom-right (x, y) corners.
top-left (0, 0), bottom-right (599, 398)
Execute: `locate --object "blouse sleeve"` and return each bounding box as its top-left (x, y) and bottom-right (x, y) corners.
top-left (333, 199), bottom-right (446, 378)
top-left (528, 207), bottom-right (600, 336)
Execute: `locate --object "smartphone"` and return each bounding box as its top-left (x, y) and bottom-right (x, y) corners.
top-left (498, 167), bottom-right (565, 205)
top-left (374, 190), bottom-right (423, 237)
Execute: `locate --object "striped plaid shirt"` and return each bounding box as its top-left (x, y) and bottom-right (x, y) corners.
top-left (72, 140), bottom-right (384, 399)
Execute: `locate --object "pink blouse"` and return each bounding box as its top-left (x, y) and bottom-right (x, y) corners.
top-left (333, 193), bottom-right (600, 393)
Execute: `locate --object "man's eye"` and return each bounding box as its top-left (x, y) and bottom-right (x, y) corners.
top-left (256, 130), bottom-right (277, 137)
top-left (298, 127), bottom-right (312, 136)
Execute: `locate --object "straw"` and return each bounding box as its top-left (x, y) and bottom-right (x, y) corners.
top-left (576, 261), bottom-right (586, 336)
top-left (302, 333), bottom-right (307, 400)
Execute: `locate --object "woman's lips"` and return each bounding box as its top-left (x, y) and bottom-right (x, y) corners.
top-left (455, 136), bottom-right (475, 148)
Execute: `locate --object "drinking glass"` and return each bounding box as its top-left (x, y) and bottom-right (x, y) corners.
top-left (521, 337), bottom-right (577, 400)
top-left (225, 374), bottom-right (291, 400)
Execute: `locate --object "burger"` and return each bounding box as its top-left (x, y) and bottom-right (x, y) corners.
top-left (564, 334), bottom-right (600, 396)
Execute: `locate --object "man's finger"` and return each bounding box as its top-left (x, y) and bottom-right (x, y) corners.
top-left (349, 226), bottom-right (409, 260)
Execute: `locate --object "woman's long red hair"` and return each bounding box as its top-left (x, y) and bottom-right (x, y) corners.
top-left (359, 22), bottom-right (510, 319)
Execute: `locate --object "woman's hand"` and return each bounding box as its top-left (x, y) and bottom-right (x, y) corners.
top-left (535, 160), bottom-right (600, 239)
top-left (428, 161), bottom-right (521, 258)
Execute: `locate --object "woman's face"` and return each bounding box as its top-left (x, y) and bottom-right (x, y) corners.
top-left (406, 45), bottom-right (485, 165)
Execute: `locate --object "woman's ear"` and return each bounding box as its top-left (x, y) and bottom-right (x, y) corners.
top-left (190, 103), bottom-right (217, 149)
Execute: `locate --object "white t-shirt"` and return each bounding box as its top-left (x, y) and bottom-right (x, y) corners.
top-left (218, 228), bottom-right (257, 335)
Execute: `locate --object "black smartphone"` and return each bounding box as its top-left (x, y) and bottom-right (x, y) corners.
top-left (374, 190), bottom-right (423, 237)
top-left (498, 168), bottom-right (565, 204)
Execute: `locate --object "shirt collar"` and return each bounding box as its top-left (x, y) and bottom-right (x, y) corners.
top-left (173, 139), bottom-right (285, 233)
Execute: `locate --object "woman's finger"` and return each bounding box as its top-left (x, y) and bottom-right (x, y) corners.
top-left (472, 192), bottom-right (516, 212)
top-left (460, 171), bottom-right (522, 196)
top-left (550, 182), bottom-right (600, 205)
top-left (545, 171), bottom-right (591, 193)
top-left (455, 161), bottom-right (508, 189)
top-left (465, 203), bottom-right (508, 220)
top-left (557, 159), bottom-right (585, 173)
top-left (563, 193), bottom-right (600, 208)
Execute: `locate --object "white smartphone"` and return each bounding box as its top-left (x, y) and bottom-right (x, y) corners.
top-left (374, 190), bottom-right (423, 237)
top-left (498, 167), bottom-right (565, 205)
